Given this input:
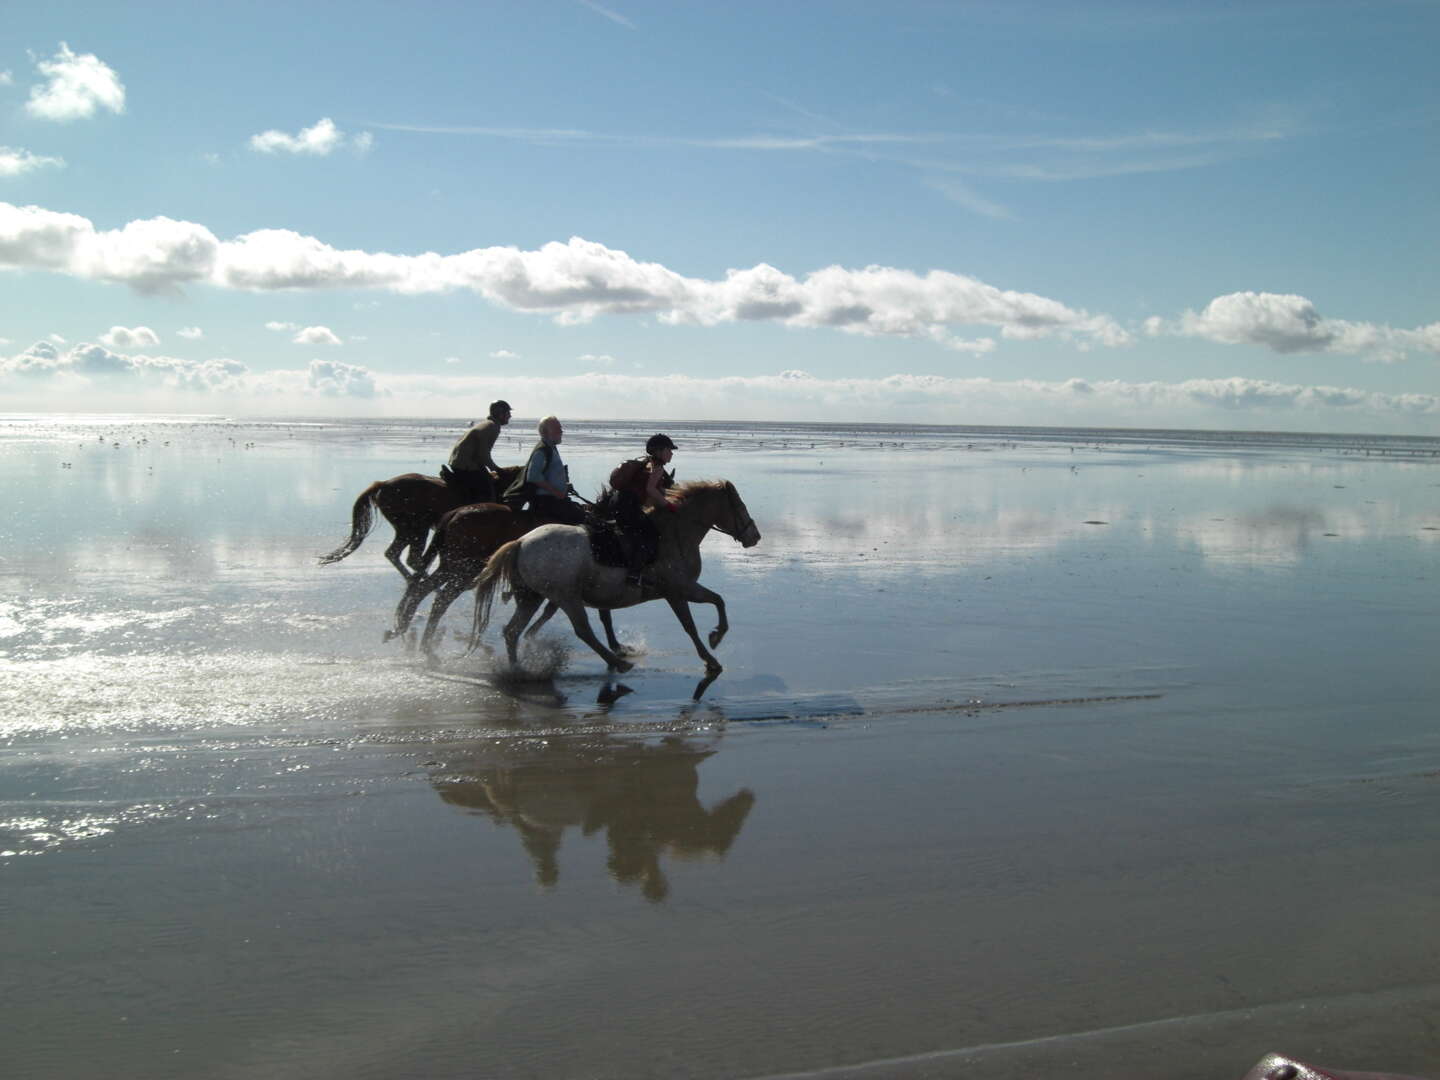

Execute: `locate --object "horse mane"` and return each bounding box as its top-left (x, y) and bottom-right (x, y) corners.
top-left (672, 479), bottom-right (728, 500)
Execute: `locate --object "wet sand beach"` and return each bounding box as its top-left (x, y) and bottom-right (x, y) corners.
top-left (3, 415), bottom-right (1439, 1079)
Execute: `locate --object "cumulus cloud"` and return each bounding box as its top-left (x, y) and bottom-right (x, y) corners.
top-left (305, 358), bottom-right (375, 396)
top-left (0, 70), bottom-right (13, 86)
top-left (176, 326), bottom-right (204, 340)
top-left (99, 325), bottom-right (159, 348)
top-left (292, 325), bottom-right (342, 345)
top-left (0, 339), bottom-right (379, 400)
top-left (249, 117), bottom-right (372, 156)
top-left (25, 43), bottom-right (125, 122)
top-left (0, 200), bottom-right (1131, 353)
top-left (5, 343), bottom-right (1436, 429)
top-left (0, 147), bottom-right (65, 177)
top-left (0, 339), bottom-right (246, 392)
top-left (1160, 291), bottom-right (1440, 363)
top-left (490, 348), bottom-right (520, 360)
top-left (264, 320), bottom-right (297, 331)
top-left (579, 353), bottom-right (617, 368)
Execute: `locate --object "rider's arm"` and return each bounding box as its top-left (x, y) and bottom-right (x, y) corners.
top-left (643, 465), bottom-right (669, 511)
top-left (477, 427), bottom-right (502, 474)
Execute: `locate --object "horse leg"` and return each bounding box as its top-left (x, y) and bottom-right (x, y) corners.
top-left (386, 567), bottom-right (441, 642)
top-left (664, 594), bottom-right (723, 675)
top-left (523, 600), bottom-right (560, 639)
top-left (559, 600), bottom-right (633, 673)
top-left (503, 590), bottom-right (546, 665)
top-left (384, 530), bottom-right (417, 581)
top-left (599, 608), bottom-right (624, 654)
top-left (680, 583), bottom-right (728, 650)
top-left (403, 527), bottom-right (431, 577)
top-left (420, 575), bottom-right (470, 659)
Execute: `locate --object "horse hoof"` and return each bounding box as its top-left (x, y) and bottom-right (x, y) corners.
top-left (707, 630), bottom-right (725, 649)
top-left (612, 659), bottom-right (635, 674)
top-left (382, 629), bottom-right (398, 643)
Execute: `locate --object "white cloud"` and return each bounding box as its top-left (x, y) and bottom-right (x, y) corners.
top-left (1161, 291), bottom-right (1440, 362)
top-left (0, 70), bottom-right (13, 86)
top-left (0, 200), bottom-right (1133, 353)
top-left (264, 320), bottom-right (297, 332)
top-left (49, 333), bottom-right (66, 343)
top-left (490, 349), bottom-right (520, 360)
top-left (249, 117), bottom-right (372, 156)
top-left (579, 353), bottom-right (617, 368)
top-left (305, 358), bottom-right (375, 396)
top-left (292, 325), bottom-right (342, 346)
top-left (25, 43), bottom-right (125, 122)
top-left (99, 325), bottom-right (159, 348)
top-left (444, 356), bottom-right (462, 365)
top-left (176, 326), bottom-right (205, 340)
top-left (4, 346), bottom-right (1435, 431)
top-left (0, 340), bottom-right (377, 400)
top-left (0, 147), bottom-right (65, 177)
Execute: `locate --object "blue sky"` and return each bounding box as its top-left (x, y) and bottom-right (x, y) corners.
top-left (2, 0), bottom-right (1438, 431)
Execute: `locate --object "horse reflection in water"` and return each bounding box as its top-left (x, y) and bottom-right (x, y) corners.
top-left (431, 732), bottom-right (755, 902)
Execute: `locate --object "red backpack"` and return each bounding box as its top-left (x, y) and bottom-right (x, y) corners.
top-left (609, 458), bottom-right (647, 492)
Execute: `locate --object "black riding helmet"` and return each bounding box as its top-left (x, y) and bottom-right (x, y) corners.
top-left (645, 433), bottom-right (677, 455)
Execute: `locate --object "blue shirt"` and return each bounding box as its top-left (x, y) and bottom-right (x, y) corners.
top-left (524, 440), bottom-right (567, 492)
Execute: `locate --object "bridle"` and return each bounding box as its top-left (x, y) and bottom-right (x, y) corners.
top-left (710, 483), bottom-right (756, 542)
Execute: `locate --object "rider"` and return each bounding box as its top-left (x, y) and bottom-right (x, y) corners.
top-left (610, 433), bottom-right (677, 586)
top-left (441, 400), bottom-right (511, 503)
top-left (505, 415), bottom-right (587, 525)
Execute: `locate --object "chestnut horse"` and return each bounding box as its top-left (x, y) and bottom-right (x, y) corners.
top-left (387, 502), bottom-right (624, 659)
top-left (318, 465), bottom-right (521, 581)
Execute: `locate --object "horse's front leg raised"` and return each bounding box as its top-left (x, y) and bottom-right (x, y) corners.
top-left (682, 583), bottom-right (728, 650)
top-left (664, 594), bottom-right (722, 675)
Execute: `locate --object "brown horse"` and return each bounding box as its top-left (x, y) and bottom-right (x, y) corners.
top-left (318, 465), bottom-right (522, 581)
top-left (387, 502), bottom-right (624, 658)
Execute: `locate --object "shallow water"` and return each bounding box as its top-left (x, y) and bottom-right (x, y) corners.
top-left (3, 414), bottom-right (1439, 1079)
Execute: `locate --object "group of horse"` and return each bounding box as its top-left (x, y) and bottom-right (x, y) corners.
top-left (318, 465), bottom-right (761, 676)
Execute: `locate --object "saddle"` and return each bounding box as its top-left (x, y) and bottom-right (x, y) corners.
top-left (584, 504), bottom-right (657, 570)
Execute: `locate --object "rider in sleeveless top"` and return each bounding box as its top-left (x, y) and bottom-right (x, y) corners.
top-left (441, 399), bottom-right (511, 503)
top-left (612, 434), bottom-right (676, 586)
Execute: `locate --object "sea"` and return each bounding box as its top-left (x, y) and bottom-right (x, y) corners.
top-left (3, 413), bottom-right (1438, 1079)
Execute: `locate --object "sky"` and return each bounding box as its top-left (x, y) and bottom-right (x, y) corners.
top-left (1, 0), bottom-right (1438, 432)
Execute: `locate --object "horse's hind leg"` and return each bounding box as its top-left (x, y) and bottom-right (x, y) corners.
top-left (419, 575), bottom-right (470, 659)
top-left (503, 590), bottom-right (546, 665)
top-left (523, 600), bottom-right (560, 639)
top-left (559, 600), bottom-right (633, 673)
top-left (386, 569), bottom-right (441, 642)
top-left (599, 609), bottom-right (624, 654)
top-left (384, 530), bottom-right (420, 581)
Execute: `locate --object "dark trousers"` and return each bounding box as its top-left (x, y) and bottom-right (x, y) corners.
top-left (531, 495), bottom-right (587, 525)
top-left (615, 495), bottom-right (659, 571)
top-left (442, 467), bottom-right (495, 504)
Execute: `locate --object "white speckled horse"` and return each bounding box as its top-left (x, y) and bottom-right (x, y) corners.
top-left (470, 481), bottom-right (760, 675)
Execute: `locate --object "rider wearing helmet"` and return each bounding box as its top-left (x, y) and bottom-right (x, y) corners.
top-left (609, 433), bottom-right (677, 586)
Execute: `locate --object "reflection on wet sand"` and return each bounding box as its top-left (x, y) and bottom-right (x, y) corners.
top-left (430, 728), bottom-right (755, 901)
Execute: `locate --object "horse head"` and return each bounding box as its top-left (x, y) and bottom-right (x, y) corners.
top-left (720, 481), bottom-right (762, 548)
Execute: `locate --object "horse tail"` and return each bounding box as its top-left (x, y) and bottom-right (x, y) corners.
top-left (469, 538), bottom-right (522, 651)
top-left (318, 482), bottom-right (382, 566)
